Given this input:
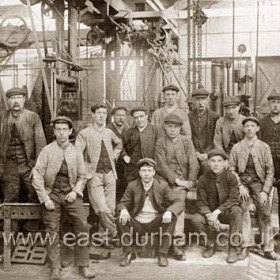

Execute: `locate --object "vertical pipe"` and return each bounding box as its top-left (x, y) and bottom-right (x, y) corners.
top-left (232, 0), bottom-right (235, 95)
top-left (254, 1), bottom-right (259, 114)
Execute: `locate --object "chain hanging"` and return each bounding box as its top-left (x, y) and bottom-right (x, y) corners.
top-left (192, 1), bottom-right (207, 90)
top-left (187, 0), bottom-right (191, 97)
top-left (192, 1), bottom-right (197, 92)
top-left (196, 0), bottom-right (203, 88)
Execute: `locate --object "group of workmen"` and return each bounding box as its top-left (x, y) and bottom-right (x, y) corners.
top-left (1, 83), bottom-right (280, 280)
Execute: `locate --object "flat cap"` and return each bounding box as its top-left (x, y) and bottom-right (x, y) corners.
top-left (242, 116), bottom-right (260, 126)
top-left (51, 116), bottom-right (73, 128)
top-left (137, 158), bottom-right (157, 169)
top-left (267, 92), bottom-right (280, 101)
top-left (91, 102), bottom-right (107, 113)
top-left (130, 106), bottom-right (148, 116)
top-left (111, 105), bottom-right (128, 115)
top-left (162, 83), bottom-right (179, 92)
top-left (164, 113), bottom-right (183, 126)
top-left (223, 96), bottom-right (240, 106)
top-left (192, 89), bottom-right (209, 98)
top-left (207, 149), bottom-right (228, 160)
top-left (6, 87), bottom-right (27, 98)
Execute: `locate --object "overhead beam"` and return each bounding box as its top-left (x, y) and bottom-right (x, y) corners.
top-left (104, 0), bottom-right (135, 12)
top-left (145, 0), bottom-right (180, 37)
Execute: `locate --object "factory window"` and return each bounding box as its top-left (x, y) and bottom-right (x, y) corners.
top-left (120, 59), bottom-right (137, 101)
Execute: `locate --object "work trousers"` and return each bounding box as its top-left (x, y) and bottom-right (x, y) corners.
top-left (169, 188), bottom-right (186, 246)
top-left (273, 158), bottom-right (280, 228)
top-left (191, 206), bottom-right (243, 247)
top-left (2, 158), bottom-right (39, 232)
top-left (43, 192), bottom-right (89, 269)
top-left (87, 171), bottom-right (117, 240)
top-left (117, 214), bottom-right (176, 255)
top-left (241, 182), bottom-right (274, 252)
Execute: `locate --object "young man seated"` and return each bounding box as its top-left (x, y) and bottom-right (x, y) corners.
top-left (116, 158), bottom-right (185, 267)
top-left (229, 116), bottom-right (280, 260)
top-left (32, 116), bottom-right (95, 280)
top-left (191, 149), bottom-right (243, 263)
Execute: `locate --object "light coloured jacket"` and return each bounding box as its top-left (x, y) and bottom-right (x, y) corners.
top-left (214, 114), bottom-right (245, 153)
top-left (32, 141), bottom-right (87, 203)
top-left (75, 124), bottom-right (122, 179)
top-left (229, 138), bottom-right (274, 194)
top-left (155, 134), bottom-right (199, 186)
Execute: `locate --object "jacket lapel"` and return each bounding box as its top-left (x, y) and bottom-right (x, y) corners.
top-left (134, 180), bottom-right (145, 215)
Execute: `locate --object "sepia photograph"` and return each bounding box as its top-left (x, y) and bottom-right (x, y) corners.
top-left (0, 0), bottom-right (280, 279)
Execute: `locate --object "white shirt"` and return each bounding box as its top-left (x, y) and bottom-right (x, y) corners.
top-left (135, 180), bottom-right (159, 223)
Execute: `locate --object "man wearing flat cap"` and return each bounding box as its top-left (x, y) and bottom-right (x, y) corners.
top-left (116, 158), bottom-right (185, 267)
top-left (259, 92), bottom-right (280, 228)
top-left (155, 113), bottom-right (199, 260)
top-left (107, 106), bottom-right (130, 201)
top-left (214, 96), bottom-right (245, 155)
top-left (229, 116), bottom-right (279, 260)
top-left (189, 89), bottom-right (220, 174)
top-left (121, 106), bottom-right (164, 183)
top-left (33, 116), bottom-right (95, 280)
top-left (75, 103), bottom-right (122, 249)
top-left (0, 86), bottom-right (46, 232)
top-left (191, 148), bottom-right (243, 263)
top-left (151, 84), bottom-right (192, 139)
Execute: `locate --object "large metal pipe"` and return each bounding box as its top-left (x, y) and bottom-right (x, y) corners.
top-left (211, 60), bottom-right (224, 116)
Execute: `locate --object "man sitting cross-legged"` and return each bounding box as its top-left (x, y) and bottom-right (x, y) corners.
top-left (191, 149), bottom-right (243, 263)
top-left (116, 158), bottom-right (185, 267)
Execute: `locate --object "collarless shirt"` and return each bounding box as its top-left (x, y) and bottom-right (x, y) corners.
top-left (135, 180), bottom-right (159, 223)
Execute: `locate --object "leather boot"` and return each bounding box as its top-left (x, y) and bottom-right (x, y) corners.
top-left (202, 245), bottom-right (216, 258)
top-left (120, 251), bottom-right (136, 267)
top-left (79, 267), bottom-right (95, 279)
top-left (238, 247), bottom-right (249, 260)
top-left (158, 253), bottom-right (169, 267)
top-left (227, 247), bottom-right (238, 263)
top-left (264, 251), bottom-right (280, 260)
top-left (50, 268), bottom-right (61, 280)
top-left (173, 246), bottom-right (186, 261)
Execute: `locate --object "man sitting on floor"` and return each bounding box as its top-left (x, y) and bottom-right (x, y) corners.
top-left (116, 158), bottom-right (185, 267)
top-left (191, 149), bottom-right (243, 263)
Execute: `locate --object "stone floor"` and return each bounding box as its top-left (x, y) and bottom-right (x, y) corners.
top-left (0, 189), bottom-right (279, 280)
top-left (0, 245), bottom-right (251, 280)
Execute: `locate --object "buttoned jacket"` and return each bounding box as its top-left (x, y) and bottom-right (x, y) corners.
top-left (155, 134), bottom-right (199, 186)
top-left (32, 141), bottom-right (86, 203)
top-left (116, 178), bottom-right (185, 217)
top-left (214, 114), bottom-right (245, 153)
top-left (0, 108), bottom-right (46, 167)
top-left (228, 138), bottom-right (274, 194)
top-left (75, 124), bottom-right (122, 179)
top-left (189, 108), bottom-right (220, 153)
top-left (196, 169), bottom-right (240, 214)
